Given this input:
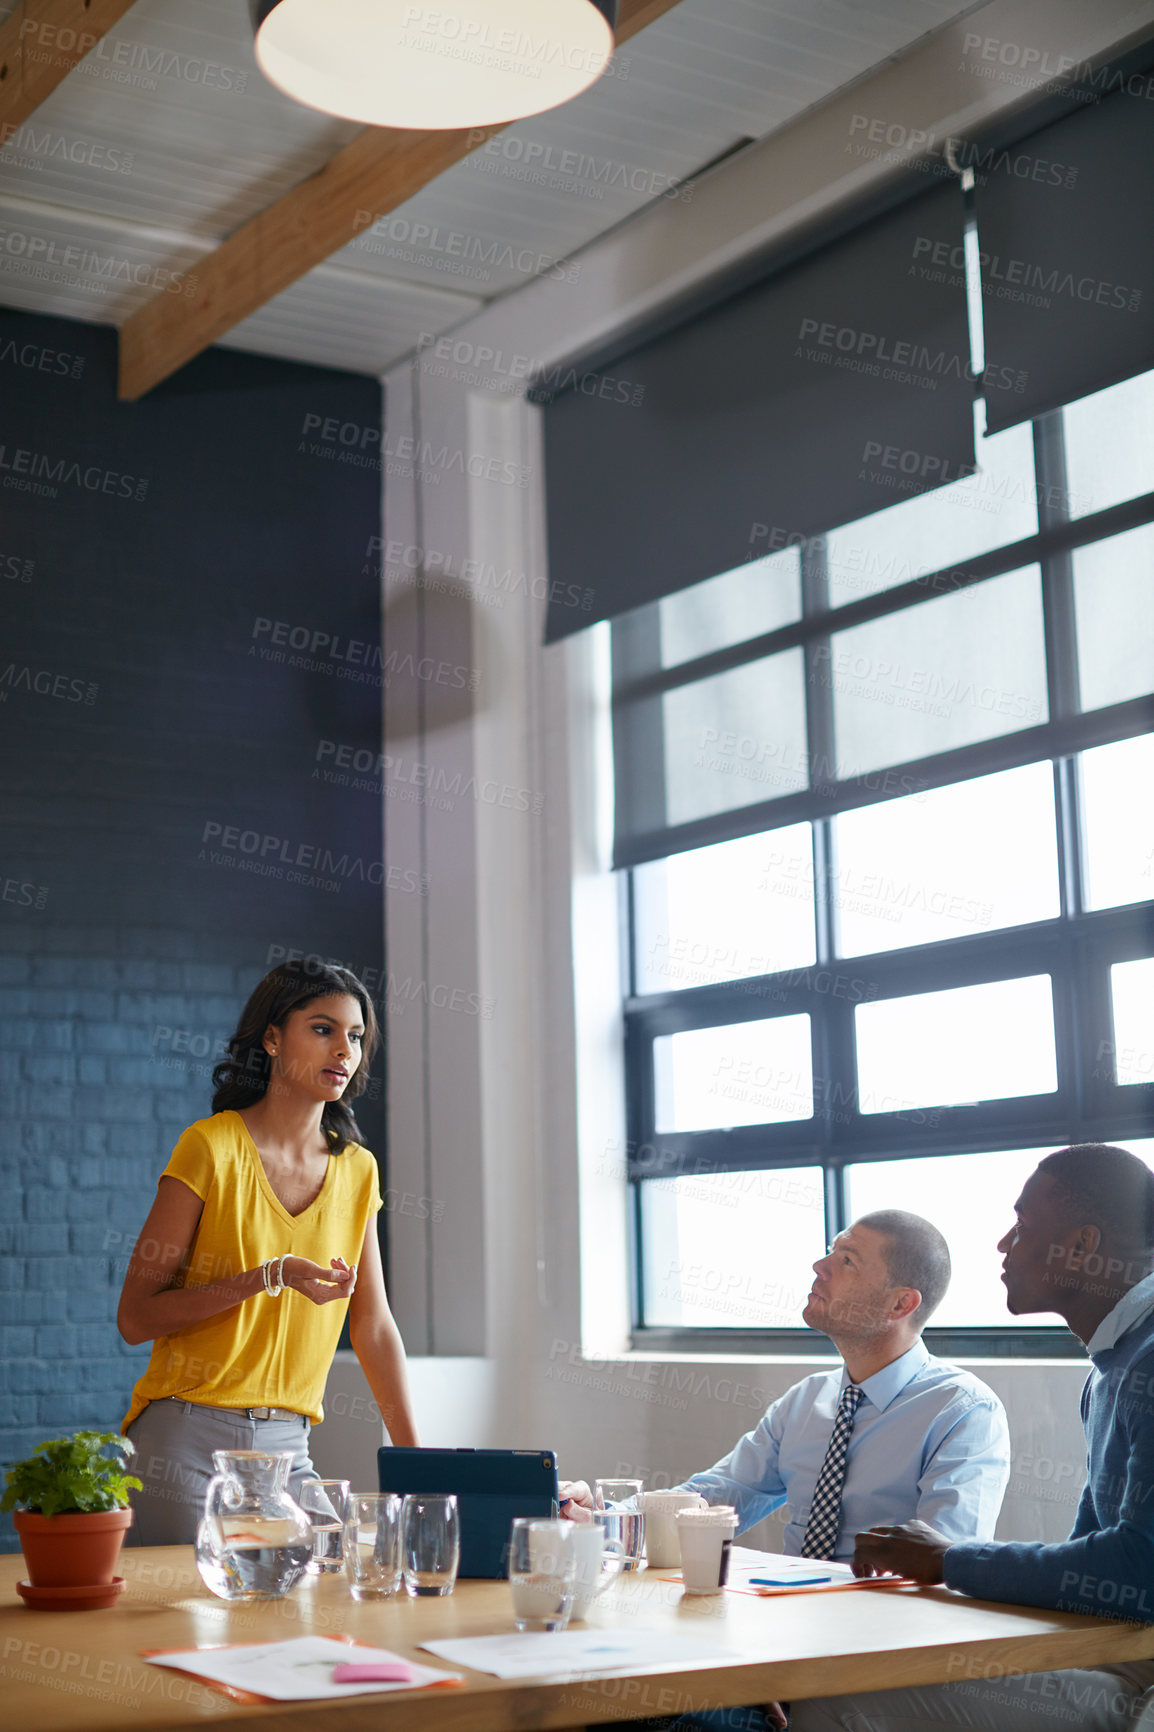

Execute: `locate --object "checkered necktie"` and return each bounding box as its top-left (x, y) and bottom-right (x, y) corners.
top-left (799, 1383), bottom-right (865, 1559)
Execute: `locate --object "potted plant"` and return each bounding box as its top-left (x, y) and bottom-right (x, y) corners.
top-left (2, 1430), bottom-right (142, 1610)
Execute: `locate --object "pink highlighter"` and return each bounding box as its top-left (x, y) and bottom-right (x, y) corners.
top-left (332, 1661), bottom-right (415, 1685)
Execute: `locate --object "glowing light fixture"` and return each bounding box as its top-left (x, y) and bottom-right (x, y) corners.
top-left (252, 0), bottom-right (620, 131)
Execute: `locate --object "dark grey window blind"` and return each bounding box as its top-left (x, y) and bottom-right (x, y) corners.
top-left (977, 83), bottom-right (1154, 433)
top-left (543, 181), bottom-right (974, 643)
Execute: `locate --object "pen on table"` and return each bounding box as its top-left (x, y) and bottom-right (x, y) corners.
top-left (749, 1574), bottom-right (832, 1586)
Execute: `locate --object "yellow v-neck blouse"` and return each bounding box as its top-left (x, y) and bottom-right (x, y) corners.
top-left (122, 1111), bottom-right (382, 1431)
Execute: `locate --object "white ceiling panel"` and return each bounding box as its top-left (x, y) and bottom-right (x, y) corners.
top-left (328, 0), bottom-right (987, 301)
top-left (0, 0), bottom-right (987, 373)
top-left (0, 193), bottom-right (210, 326)
top-left (219, 265), bottom-right (485, 377)
top-left (0, 191), bottom-right (480, 376)
top-left (0, 0), bottom-right (357, 236)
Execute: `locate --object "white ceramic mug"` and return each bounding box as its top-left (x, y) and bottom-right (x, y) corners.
top-left (569, 1523), bottom-right (626, 1619)
top-left (675, 1505), bottom-right (738, 1596)
top-left (638, 1490), bottom-right (706, 1567)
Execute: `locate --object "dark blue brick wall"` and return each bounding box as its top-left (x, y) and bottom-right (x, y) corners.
top-left (0, 311), bottom-right (386, 1551)
top-left (0, 928), bottom-right (270, 1494)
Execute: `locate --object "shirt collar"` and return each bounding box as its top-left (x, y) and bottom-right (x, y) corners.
top-left (1086, 1271), bottom-right (1154, 1359)
top-left (843, 1338), bottom-right (929, 1412)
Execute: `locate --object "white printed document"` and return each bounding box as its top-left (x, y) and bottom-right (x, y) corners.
top-left (420, 1628), bottom-right (744, 1680)
top-left (726, 1546), bottom-right (855, 1586)
top-left (145, 1636), bottom-right (461, 1700)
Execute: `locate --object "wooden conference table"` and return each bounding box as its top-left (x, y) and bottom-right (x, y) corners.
top-left (3, 1547), bottom-right (1154, 1732)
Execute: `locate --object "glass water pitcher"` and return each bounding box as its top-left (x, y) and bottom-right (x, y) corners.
top-left (195, 1449), bottom-right (312, 1601)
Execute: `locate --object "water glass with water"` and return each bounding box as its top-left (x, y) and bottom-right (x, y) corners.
top-left (593, 1506), bottom-right (646, 1572)
top-left (299, 1479), bottom-right (350, 1574)
top-left (508, 1518), bottom-right (576, 1632)
top-left (401, 1493), bottom-right (460, 1597)
top-left (344, 1493), bottom-right (402, 1600)
top-left (594, 1478), bottom-right (643, 1510)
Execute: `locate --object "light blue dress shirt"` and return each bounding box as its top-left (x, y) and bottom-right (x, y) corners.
top-left (682, 1340), bottom-right (1010, 1561)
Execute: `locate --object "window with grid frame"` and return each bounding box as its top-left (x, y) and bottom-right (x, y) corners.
top-left (613, 366), bottom-right (1154, 1360)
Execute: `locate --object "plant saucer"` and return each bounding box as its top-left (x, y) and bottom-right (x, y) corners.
top-left (16, 1576), bottom-right (126, 1611)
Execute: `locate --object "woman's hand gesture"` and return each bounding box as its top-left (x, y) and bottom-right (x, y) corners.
top-left (283, 1255), bottom-right (358, 1305)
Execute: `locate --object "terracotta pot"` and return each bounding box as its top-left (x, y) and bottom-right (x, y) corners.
top-left (14, 1507), bottom-right (133, 1588)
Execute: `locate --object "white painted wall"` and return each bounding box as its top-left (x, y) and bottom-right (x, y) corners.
top-left (312, 1352), bottom-right (506, 1491)
top-left (367, 0), bottom-right (1148, 1554)
top-left (314, 1350), bottom-right (1088, 1545)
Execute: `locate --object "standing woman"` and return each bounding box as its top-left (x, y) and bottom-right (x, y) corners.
top-left (117, 960), bottom-right (419, 1545)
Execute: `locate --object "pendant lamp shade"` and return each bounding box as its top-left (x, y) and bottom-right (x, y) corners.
top-left (252, 1), bottom-right (619, 131)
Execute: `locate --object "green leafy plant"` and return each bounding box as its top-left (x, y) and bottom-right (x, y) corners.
top-left (1, 1431), bottom-right (143, 1517)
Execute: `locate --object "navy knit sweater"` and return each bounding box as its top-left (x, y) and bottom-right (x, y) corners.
top-left (945, 1278), bottom-right (1154, 1624)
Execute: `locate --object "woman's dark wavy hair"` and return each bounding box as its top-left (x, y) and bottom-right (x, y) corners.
top-left (211, 960), bottom-right (381, 1153)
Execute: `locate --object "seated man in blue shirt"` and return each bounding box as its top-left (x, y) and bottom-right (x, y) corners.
top-left (791, 1144), bottom-right (1154, 1732)
top-left (563, 1210), bottom-right (1010, 1730)
top-left (562, 1209), bottom-right (1010, 1564)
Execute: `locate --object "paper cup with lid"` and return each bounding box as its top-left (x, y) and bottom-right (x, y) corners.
top-left (675, 1504), bottom-right (738, 1595)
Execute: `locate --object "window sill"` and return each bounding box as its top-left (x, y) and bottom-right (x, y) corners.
top-left (630, 1327), bottom-right (1086, 1361)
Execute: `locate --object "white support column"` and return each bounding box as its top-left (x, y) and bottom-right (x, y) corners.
top-left (383, 360), bottom-right (488, 1358)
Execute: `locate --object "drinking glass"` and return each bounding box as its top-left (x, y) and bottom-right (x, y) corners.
top-left (593, 1506), bottom-right (646, 1572)
top-left (594, 1477), bottom-right (643, 1509)
top-left (401, 1493), bottom-right (460, 1597)
top-left (299, 1478), bottom-right (350, 1575)
top-left (508, 1518), bottom-right (576, 1632)
top-left (344, 1493), bottom-right (402, 1600)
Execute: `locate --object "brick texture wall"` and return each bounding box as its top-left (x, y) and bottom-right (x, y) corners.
top-left (0, 311), bottom-right (386, 1549)
top-left (0, 930), bottom-right (274, 1487)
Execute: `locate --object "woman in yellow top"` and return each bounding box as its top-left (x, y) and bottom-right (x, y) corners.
top-left (117, 959), bottom-right (420, 1545)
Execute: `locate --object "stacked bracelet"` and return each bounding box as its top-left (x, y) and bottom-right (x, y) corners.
top-left (261, 1254), bottom-right (289, 1297)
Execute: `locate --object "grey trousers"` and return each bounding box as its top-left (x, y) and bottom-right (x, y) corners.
top-left (124, 1397), bottom-right (318, 1547)
top-left (788, 1660), bottom-right (1154, 1731)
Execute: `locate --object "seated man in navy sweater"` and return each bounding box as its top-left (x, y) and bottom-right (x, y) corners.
top-left (791, 1143), bottom-right (1154, 1732)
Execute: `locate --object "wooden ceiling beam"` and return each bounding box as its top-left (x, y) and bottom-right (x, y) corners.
top-left (0, 0), bottom-right (139, 131)
top-left (116, 0), bottom-right (685, 400)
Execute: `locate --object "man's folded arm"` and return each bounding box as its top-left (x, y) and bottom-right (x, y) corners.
top-left (945, 1519), bottom-right (1154, 1622)
top-left (945, 1392), bottom-right (1154, 1620)
top-left (914, 1397), bottom-right (1012, 1543)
